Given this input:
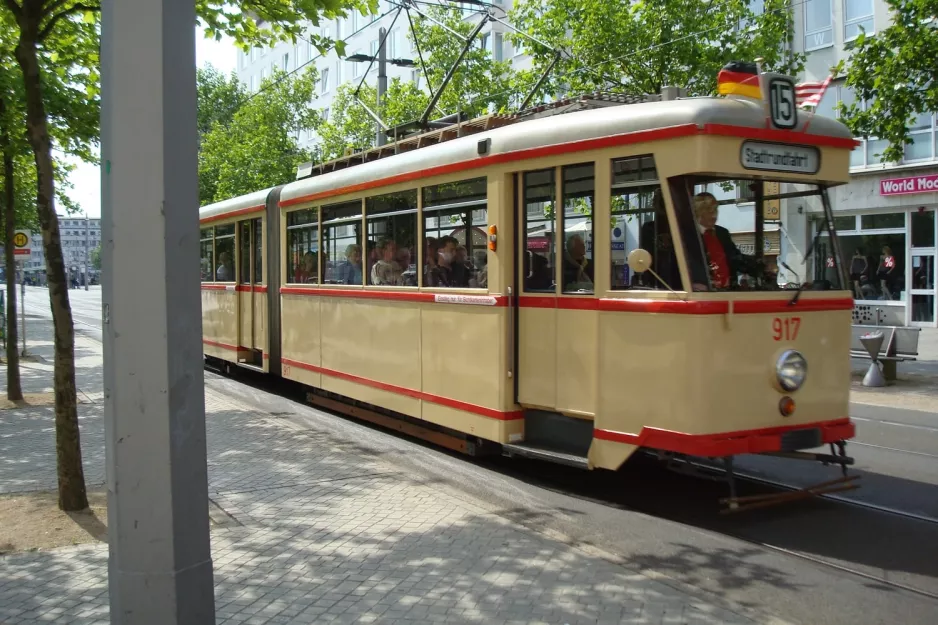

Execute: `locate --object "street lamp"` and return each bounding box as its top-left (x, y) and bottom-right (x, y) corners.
top-left (346, 27), bottom-right (415, 146)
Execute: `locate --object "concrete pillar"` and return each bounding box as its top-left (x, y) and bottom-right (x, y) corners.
top-left (100, 1), bottom-right (215, 623)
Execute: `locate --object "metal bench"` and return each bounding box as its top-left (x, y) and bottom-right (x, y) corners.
top-left (850, 325), bottom-right (920, 381)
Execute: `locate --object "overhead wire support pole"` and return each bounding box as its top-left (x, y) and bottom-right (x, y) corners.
top-left (419, 14), bottom-right (489, 127)
top-left (518, 51), bottom-right (562, 112)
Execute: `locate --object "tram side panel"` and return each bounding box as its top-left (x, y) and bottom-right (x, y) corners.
top-left (202, 286), bottom-right (239, 363)
top-left (420, 302), bottom-right (522, 443)
top-left (280, 292), bottom-right (323, 390)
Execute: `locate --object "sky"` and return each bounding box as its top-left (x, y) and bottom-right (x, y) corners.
top-left (61, 27), bottom-right (237, 219)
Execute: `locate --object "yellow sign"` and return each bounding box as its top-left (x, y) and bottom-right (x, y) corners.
top-left (763, 181), bottom-right (780, 221)
top-left (13, 232), bottom-right (28, 248)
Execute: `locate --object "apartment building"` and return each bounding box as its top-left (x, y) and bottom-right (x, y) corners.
top-left (23, 217), bottom-right (101, 285)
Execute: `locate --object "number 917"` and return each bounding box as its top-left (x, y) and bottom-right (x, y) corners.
top-left (772, 316), bottom-right (801, 341)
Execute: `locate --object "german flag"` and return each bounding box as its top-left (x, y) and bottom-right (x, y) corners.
top-left (716, 61), bottom-right (762, 99)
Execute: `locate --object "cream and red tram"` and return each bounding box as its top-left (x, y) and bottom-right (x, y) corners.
top-left (199, 72), bottom-right (859, 509)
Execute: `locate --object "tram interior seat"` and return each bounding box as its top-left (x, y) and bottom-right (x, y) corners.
top-left (849, 324), bottom-right (920, 381)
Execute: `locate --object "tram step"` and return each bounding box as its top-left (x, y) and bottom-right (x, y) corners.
top-left (502, 443), bottom-right (589, 470)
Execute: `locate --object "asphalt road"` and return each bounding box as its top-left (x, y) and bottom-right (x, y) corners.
top-left (15, 285), bottom-right (938, 625)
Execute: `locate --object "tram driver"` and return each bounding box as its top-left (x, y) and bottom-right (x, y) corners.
top-left (692, 192), bottom-right (758, 290)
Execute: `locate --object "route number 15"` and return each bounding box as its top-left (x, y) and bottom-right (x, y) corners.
top-left (772, 316), bottom-right (801, 341)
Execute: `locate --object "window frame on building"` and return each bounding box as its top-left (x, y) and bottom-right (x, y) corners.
top-left (843, 0), bottom-right (875, 42)
top-left (804, 0), bottom-right (834, 51)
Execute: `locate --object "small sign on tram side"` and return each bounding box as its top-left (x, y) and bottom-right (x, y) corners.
top-left (13, 230), bottom-right (31, 263)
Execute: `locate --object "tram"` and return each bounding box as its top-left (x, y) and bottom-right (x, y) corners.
top-left (200, 67), bottom-right (859, 510)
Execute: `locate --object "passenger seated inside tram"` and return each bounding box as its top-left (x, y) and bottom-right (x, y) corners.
top-left (692, 192), bottom-right (760, 290)
top-left (562, 234), bottom-right (593, 291)
top-left (335, 244), bottom-right (362, 285)
top-left (637, 189), bottom-right (680, 290)
top-left (294, 251), bottom-right (317, 283)
top-left (371, 238), bottom-right (404, 286)
top-left (427, 235), bottom-right (468, 287)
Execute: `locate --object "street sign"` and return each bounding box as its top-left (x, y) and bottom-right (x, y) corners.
top-left (13, 229), bottom-right (31, 262)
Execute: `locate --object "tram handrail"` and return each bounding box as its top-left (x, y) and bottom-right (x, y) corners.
top-left (507, 286), bottom-right (514, 379)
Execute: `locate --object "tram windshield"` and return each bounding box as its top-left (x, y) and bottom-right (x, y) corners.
top-left (658, 176), bottom-right (845, 293)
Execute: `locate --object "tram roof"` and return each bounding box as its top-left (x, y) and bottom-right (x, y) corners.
top-left (200, 95), bottom-right (855, 219)
top-left (200, 187), bottom-right (272, 224)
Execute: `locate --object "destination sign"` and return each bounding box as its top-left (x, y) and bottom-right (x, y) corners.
top-left (740, 141), bottom-right (819, 174)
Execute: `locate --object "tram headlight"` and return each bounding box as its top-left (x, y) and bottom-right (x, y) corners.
top-left (775, 350), bottom-right (807, 392)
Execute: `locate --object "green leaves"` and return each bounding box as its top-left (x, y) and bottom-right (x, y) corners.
top-left (199, 67), bottom-right (321, 203)
top-left (508, 0), bottom-right (803, 101)
top-left (837, 0), bottom-right (938, 164)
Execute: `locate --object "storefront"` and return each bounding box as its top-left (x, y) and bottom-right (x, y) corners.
top-left (820, 169), bottom-right (938, 327)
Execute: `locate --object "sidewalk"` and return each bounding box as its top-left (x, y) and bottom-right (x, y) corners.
top-left (0, 315), bottom-right (774, 624)
top-left (850, 327), bottom-right (938, 412)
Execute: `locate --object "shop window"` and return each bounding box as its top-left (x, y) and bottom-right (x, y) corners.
top-left (200, 228), bottom-right (214, 282)
top-left (286, 208), bottom-right (319, 284)
top-left (322, 200), bottom-right (363, 285)
top-left (912, 210), bottom-right (935, 248)
top-left (833, 215), bottom-right (857, 232)
top-left (423, 177), bottom-right (488, 288)
top-left (214, 224), bottom-right (235, 282)
top-left (560, 164), bottom-right (594, 294)
top-left (861, 213), bottom-right (905, 230)
top-left (836, 232), bottom-right (906, 301)
top-left (365, 190), bottom-right (418, 286)
top-left (522, 169), bottom-right (556, 292)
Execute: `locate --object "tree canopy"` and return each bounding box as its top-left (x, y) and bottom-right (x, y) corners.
top-left (508, 0), bottom-right (804, 100)
top-left (197, 65), bottom-right (248, 146)
top-left (835, 0), bottom-right (938, 164)
top-left (199, 67), bottom-right (321, 203)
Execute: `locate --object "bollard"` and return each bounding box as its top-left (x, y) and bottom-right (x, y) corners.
top-left (859, 331), bottom-right (886, 387)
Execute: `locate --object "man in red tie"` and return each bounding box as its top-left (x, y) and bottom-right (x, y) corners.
top-left (692, 192), bottom-right (750, 289)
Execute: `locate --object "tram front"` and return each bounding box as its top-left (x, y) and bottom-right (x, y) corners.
top-left (588, 76), bottom-right (860, 509)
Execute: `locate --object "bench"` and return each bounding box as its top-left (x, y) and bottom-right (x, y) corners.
top-left (850, 324), bottom-right (920, 381)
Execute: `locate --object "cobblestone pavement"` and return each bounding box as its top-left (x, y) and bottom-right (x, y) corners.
top-left (1, 315), bottom-right (778, 625)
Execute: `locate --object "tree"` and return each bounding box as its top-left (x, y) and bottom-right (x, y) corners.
top-left (508, 0), bottom-right (804, 103)
top-left (197, 64), bottom-right (247, 145)
top-left (200, 67), bottom-right (321, 203)
top-left (89, 243), bottom-right (100, 271)
top-left (834, 0), bottom-right (938, 164)
top-left (316, 79), bottom-right (427, 160)
top-left (1, 0), bottom-right (367, 512)
top-left (409, 5), bottom-right (516, 117)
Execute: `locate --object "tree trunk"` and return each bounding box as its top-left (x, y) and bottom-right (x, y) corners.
top-left (0, 95), bottom-right (23, 401)
top-left (14, 25), bottom-right (88, 511)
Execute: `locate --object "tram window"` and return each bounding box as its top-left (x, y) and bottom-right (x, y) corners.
top-left (239, 221), bottom-right (251, 284)
top-left (322, 200), bottom-right (363, 285)
top-left (253, 218), bottom-right (263, 284)
top-left (286, 208), bottom-right (319, 284)
top-left (214, 224), bottom-right (235, 282)
top-left (610, 155), bottom-right (681, 291)
top-left (366, 190), bottom-right (417, 286)
top-left (423, 177), bottom-right (487, 288)
top-left (200, 228), bottom-right (214, 282)
top-left (562, 163), bottom-right (595, 294)
top-left (523, 169), bottom-right (556, 292)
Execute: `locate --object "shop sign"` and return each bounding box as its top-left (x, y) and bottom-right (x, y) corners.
top-left (879, 173), bottom-right (938, 196)
top-left (740, 141), bottom-right (819, 174)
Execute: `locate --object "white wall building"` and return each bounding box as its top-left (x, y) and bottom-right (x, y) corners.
top-left (234, 1), bottom-right (533, 154)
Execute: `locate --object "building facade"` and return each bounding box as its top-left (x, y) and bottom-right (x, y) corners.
top-left (23, 217), bottom-right (101, 285)
top-left (785, 0), bottom-right (938, 327)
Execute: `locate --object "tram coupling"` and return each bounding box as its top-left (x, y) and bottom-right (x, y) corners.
top-left (719, 440), bottom-right (860, 514)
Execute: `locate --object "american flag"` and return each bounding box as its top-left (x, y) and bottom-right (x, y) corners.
top-left (795, 75), bottom-right (833, 109)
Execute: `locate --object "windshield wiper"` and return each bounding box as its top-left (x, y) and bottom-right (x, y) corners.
top-left (789, 219), bottom-right (827, 306)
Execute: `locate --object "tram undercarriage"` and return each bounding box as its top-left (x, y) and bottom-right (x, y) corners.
top-left (649, 443), bottom-right (859, 513)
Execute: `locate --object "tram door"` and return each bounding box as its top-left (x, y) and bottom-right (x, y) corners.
top-left (515, 166), bottom-right (598, 418)
top-left (238, 218), bottom-right (263, 367)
